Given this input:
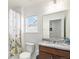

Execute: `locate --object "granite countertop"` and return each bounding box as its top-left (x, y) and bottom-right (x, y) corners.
top-left (39, 40), bottom-right (70, 51)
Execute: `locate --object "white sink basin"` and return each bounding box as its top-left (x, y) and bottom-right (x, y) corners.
top-left (39, 40), bottom-right (70, 51)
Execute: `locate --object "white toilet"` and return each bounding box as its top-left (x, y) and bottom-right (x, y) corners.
top-left (19, 42), bottom-right (35, 59)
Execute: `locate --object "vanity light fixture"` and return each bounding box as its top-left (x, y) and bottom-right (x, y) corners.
top-left (51, 0), bottom-right (57, 4)
top-left (53, 0), bottom-right (56, 4)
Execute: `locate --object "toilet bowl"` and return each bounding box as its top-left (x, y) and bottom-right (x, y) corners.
top-left (20, 52), bottom-right (31, 59)
top-left (35, 50), bottom-right (39, 56)
top-left (19, 42), bottom-right (35, 59)
top-left (35, 45), bottom-right (39, 56)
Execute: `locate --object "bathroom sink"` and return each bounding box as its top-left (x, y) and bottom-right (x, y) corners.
top-left (39, 39), bottom-right (70, 51)
top-left (44, 39), bottom-right (70, 45)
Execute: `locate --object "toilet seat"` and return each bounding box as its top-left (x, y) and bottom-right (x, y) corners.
top-left (20, 52), bottom-right (31, 59)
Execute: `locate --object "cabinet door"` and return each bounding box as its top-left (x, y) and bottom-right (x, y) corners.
top-left (52, 55), bottom-right (69, 59)
top-left (39, 46), bottom-right (70, 59)
top-left (40, 52), bottom-right (52, 59)
top-left (39, 52), bottom-right (69, 59)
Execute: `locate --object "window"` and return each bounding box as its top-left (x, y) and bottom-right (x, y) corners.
top-left (25, 16), bottom-right (38, 32)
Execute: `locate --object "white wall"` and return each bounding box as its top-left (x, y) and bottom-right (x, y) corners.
top-left (66, 11), bottom-right (70, 38)
top-left (23, 15), bottom-right (43, 50)
top-left (20, 0), bottom-right (70, 50)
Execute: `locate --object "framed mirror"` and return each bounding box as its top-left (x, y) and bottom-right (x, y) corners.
top-left (42, 11), bottom-right (68, 40)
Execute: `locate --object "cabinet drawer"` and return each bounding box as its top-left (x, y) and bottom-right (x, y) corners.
top-left (39, 45), bottom-right (70, 58)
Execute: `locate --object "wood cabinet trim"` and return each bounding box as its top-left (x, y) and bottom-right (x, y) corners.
top-left (39, 45), bottom-right (70, 58)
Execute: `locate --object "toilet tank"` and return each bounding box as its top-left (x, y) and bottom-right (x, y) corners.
top-left (25, 42), bottom-right (35, 53)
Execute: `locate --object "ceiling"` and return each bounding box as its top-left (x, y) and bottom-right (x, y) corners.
top-left (8, 0), bottom-right (69, 17)
top-left (8, 0), bottom-right (53, 9)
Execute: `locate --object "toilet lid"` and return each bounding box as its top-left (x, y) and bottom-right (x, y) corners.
top-left (20, 52), bottom-right (31, 58)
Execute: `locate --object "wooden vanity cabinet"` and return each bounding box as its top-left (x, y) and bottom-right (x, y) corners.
top-left (39, 45), bottom-right (70, 59)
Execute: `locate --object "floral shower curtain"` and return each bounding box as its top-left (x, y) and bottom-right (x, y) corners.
top-left (9, 9), bottom-right (22, 57)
